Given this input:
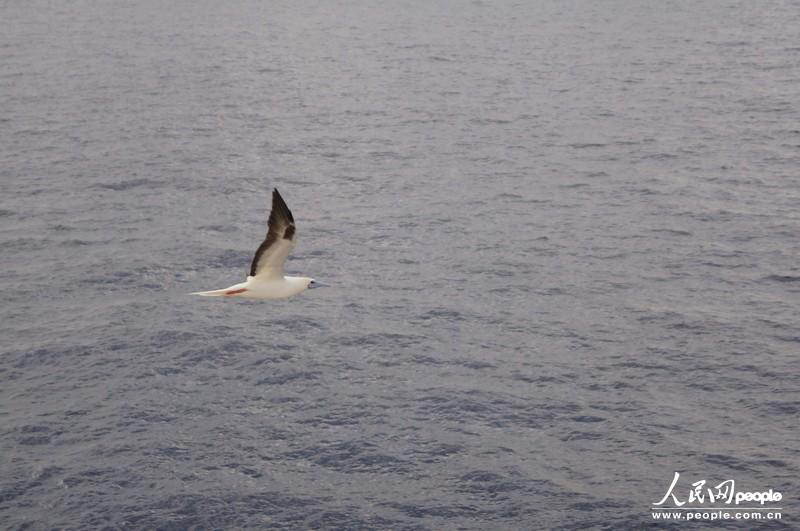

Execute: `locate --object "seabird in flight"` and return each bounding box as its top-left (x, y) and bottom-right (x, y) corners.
top-left (192, 189), bottom-right (318, 299)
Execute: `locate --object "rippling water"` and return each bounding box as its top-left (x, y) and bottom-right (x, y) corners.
top-left (2, 1), bottom-right (798, 528)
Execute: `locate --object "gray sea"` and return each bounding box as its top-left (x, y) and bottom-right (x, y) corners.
top-left (1, 1), bottom-right (798, 529)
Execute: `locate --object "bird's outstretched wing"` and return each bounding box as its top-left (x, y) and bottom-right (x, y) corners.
top-left (249, 189), bottom-right (296, 279)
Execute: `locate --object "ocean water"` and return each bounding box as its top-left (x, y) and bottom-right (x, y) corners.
top-left (1, 1), bottom-right (798, 529)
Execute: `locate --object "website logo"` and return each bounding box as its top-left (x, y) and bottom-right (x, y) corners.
top-left (651, 472), bottom-right (783, 522)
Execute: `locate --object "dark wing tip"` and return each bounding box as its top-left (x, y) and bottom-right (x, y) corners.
top-left (271, 188), bottom-right (295, 224)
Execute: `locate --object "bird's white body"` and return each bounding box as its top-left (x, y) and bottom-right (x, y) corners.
top-left (193, 275), bottom-right (312, 299)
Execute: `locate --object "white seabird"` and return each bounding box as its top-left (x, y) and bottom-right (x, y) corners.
top-left (192, 188), bottom-right (318, 299)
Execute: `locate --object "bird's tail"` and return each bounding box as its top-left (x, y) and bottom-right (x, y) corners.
top-left (191, 288), bottom-right (228, 297)
top-left (191, 287), bottom-right (248, 297)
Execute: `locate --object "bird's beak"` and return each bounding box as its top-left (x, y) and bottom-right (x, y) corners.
top-left (309, 281), bottom-right (327, 289)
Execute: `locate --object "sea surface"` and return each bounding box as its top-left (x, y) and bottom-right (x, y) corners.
top-left (1, 1), bottom-right (798, 529)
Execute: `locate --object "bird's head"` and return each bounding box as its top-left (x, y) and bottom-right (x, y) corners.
top-left (306, 278), bottom-right (325, 289)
